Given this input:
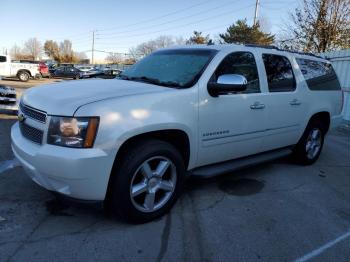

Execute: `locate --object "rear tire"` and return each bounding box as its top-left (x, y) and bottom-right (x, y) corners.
top-left (107, 139), bottom-right (186, 223)
top-left (18, 71), bottom-right (30, 82)
top-left (292, 119), bottom-right (325, 165)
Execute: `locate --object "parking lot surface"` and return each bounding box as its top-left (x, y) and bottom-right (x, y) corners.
top-left (0, 79), bottom-right (64, 115)
top-left (0, 78), bottom-right (62, 89)
top-left (0, 117), bottom-right (350, 262)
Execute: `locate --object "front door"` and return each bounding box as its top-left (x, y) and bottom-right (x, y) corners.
top-left (197, 51), bottom-right (268, 167)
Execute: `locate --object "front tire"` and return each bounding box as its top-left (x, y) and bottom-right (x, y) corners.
top-left (108, 139), bottom-right (185, 223)
top-left (293, 119), bottom-right (325, 165)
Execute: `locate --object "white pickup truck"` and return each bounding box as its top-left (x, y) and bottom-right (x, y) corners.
top-left (11, 44), bottom-right (343, 223)
top-left (0, 55), bottom-right (40, 81)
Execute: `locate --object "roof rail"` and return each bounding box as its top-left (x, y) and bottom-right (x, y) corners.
top-left (243, 44), bottom-right (325, 60)
top-left (245, 44), bottom-right (279, 50)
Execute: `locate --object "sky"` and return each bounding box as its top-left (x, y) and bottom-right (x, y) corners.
top-left (0, 0), bottom-right (301, 61)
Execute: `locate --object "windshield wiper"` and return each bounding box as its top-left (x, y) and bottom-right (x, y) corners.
top-left (121, 75), bottom-right (182, 88)
top-left (130, 76), bottom-right (161, 85)
top-left (119, 74), bottom-right (131, 80)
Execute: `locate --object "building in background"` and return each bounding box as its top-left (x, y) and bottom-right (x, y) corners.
top-left (321, 49), bottom-right (350, 122)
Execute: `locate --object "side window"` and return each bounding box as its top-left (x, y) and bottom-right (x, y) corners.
top-left (296, 58), bottom-right (341, 91)
top-left (0, 56), bottom-right (7, 63)
top-left (262, 54), bottom-right (296, 92)
top-left (213, 52), bottom-right (260, 93)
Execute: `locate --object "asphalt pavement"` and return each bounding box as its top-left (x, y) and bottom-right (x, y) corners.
top-left (0, 118), bottom-right (350, 262)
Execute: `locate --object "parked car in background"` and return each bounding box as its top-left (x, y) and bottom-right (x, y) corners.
top-left (76, 66), bottom-right (95, 72)
top-left (104, 68), bottom-right (122, 77)
top-left (0, 85), bottom-right (16, 104)
top-left (0, 55), bottom-right (40, 82)
top-left (11, 44), bottom-right (343, 223)
top-left (85, 67), bottom-right (104, 78)
top-left (39, 62), bottom-right (50, 78)
top-left (48, 64), bottom-right (58, 74)
top-left (12, 60), bottom-right (51, 78)
top-left (52, 66), bottom-right (86, 79)
top-left (49, 63), bottom-right (75, 74)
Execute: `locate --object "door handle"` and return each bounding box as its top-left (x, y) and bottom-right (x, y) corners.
top-left (250, 102), bottom-right (265, 110)
top-left (290, 99), bottom-right (302, 106)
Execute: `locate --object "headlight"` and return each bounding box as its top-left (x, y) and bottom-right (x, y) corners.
top-left (47, 116), bottom-right (99, 148)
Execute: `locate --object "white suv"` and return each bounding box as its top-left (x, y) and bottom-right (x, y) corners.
top-left (11, 44), bottom-right (343, 222)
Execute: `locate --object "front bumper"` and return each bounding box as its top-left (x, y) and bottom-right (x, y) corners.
top-left (11, 122), bottom-right (113, 200)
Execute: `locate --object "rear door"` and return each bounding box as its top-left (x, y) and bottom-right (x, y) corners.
top-left (260, 53), bottom-right (306, 151)
top-left (65, 67), bottom-right (74, 77)
top-left (54, 67), bottom-right (64, 77)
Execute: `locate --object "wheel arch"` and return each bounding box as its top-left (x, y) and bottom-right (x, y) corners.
top-left (307, 111), bottom-right (331, 134)
top-left (17, 69), bottom-right (32, 77)
top-left (114, 129), bottom-right (191, 169)
top-left (105, 128), bottom-right (192, 202)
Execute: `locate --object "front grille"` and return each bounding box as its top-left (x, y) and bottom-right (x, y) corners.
top-left (0, 93), bottom-right (16, 98)
top-left (19, 122), bottom-right (44, 145)
top-left (20, 103), bottom-right (47, 123)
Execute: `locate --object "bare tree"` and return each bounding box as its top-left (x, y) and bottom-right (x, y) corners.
top-left (129, 35), bottom-right (177, 57)
top-left (10, 44), bottom-right (22, 60)
top-left (174, 36), bottom-right (186, 45)
top-left (75, 52), bottom-right (88, 62)
top-left (105, 53), bottom-right (123, 64)
top-left (285, 0), bottom-right (350, 52)
top-left (59, 40), bottom-right (75, 62)
top-left (23, 38), bottom-right (42, 60)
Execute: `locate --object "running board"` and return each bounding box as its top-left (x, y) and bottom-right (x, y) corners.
top-left (191, 147), bottom-right (293, 178)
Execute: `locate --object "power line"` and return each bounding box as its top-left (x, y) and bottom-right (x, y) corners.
top-left (39, 31), bottom-right (92, 42)
top-left (93, 17), bottom-right (255, 54)
top-left (97, 0), bottom-right (245, 37)
top-left (96, 3), bottom-right (255, 41)
top-left (98, 0), bottom-right (215, 32)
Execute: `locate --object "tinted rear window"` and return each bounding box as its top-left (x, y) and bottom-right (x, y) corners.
top-left (296, 58), bottom-right (341, 90)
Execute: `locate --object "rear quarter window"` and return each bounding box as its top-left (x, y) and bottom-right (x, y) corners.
top-left (296, 58), bottom-right (341, 91)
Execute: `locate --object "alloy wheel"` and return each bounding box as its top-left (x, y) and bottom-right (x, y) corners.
top-left (130, 156), bottom-right (177, 213)
top-left (305, 128), bottom-right (322, 160)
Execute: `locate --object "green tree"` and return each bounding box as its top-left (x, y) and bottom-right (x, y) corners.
top-left (186, 31), bottom-right (211, 44)
top-left (219, 19), bottom-right (275, 45)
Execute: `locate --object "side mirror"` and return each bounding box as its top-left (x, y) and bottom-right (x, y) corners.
top-left (207, 74), bottom-right (248, 97)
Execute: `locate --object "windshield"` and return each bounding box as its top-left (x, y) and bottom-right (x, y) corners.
top-left (119, 49), bottom-right (217, 88)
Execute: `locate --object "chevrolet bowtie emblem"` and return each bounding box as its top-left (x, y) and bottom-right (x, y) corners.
top-left (18, 113), bottom-right (26, 122)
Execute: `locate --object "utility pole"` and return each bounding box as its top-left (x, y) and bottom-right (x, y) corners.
top-left (253, 0), bottom-right (260, 26)
top-left (91, 30), bottom-right (95, 64)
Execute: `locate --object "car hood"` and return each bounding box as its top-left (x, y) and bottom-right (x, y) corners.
top-left (22, 79), bottom-right (171, 115)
